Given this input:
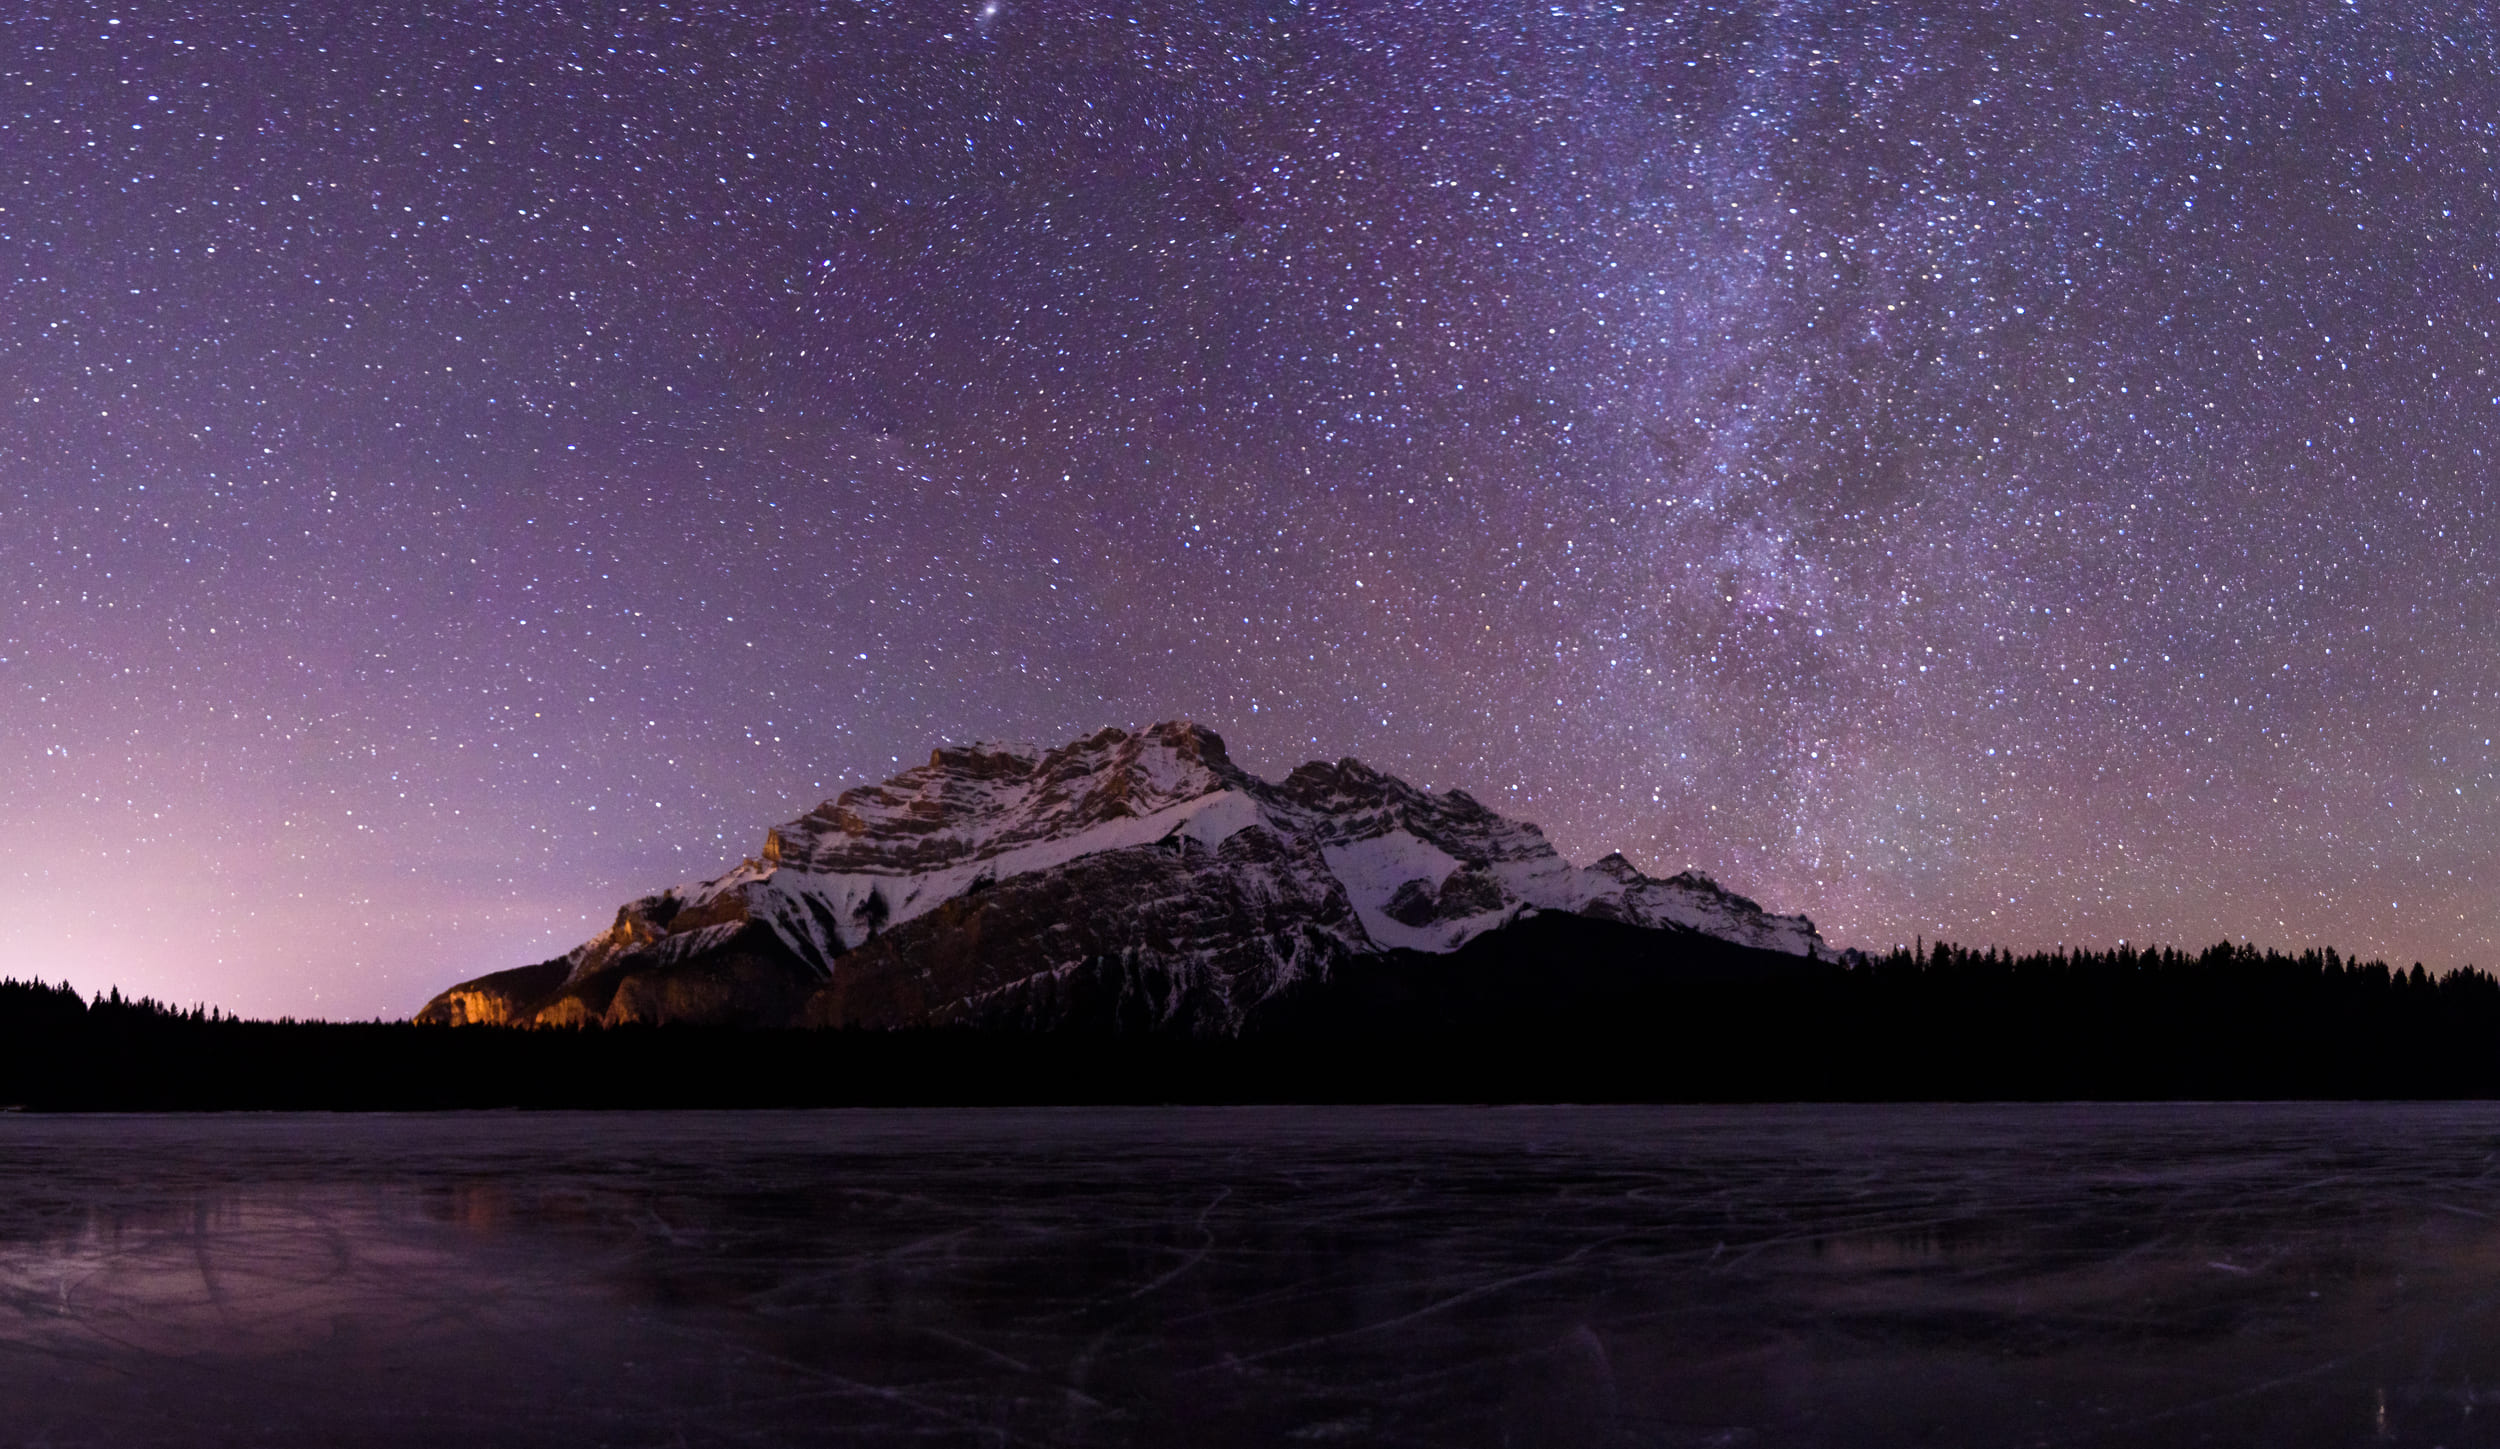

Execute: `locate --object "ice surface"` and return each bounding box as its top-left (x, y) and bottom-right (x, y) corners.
top-left (8, 1104), bottom-right (2500, 1446)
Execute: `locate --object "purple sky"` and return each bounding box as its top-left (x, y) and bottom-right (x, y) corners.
top-left (4, 1), bottom-right (2494, 1018)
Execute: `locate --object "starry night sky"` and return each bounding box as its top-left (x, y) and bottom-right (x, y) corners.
top-left (4, 1), bottom-right (2494, 1018)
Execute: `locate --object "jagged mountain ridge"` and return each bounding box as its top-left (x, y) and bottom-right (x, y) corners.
top-left (419, 721), bottom-right (1840, 1033)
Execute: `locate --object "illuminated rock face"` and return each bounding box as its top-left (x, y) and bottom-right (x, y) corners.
top-left (416, 721), bottom-right (1837, 1033)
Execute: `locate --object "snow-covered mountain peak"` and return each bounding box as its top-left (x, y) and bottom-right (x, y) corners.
top-left (432, 721), bottom-right (1843, 1032)
top-left (1588, 852), bottom-right (1645, 883)
top-left (763, 720), bottom-right (1245, 877)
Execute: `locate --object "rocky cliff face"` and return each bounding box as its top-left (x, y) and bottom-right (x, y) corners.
top-left (417, 721), bottom-right (1840, 1033)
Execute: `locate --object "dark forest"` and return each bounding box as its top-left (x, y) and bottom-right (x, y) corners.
top-left (8, 930), bottom-right (2498, 1109)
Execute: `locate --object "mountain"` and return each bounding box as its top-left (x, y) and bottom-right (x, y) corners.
top-left (417, 721), bottom-right (1842, 1034)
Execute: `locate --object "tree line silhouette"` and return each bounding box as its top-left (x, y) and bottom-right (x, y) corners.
top-left (4, 929), bottom-right (2496, 1108)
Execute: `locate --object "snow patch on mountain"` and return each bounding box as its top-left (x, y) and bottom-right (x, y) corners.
top-left (1322, 831), bottom-right (1473, 951)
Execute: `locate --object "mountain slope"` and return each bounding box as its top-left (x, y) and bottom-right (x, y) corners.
top-left (417, 721), bottom-right (1840, 1033)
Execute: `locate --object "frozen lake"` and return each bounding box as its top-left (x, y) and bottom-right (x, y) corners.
top-left (7, 1105), bottom-right (2500, 1446)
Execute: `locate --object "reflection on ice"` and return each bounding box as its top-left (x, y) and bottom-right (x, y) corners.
top-left (6, 1105), bottom-right (2500, 1445)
